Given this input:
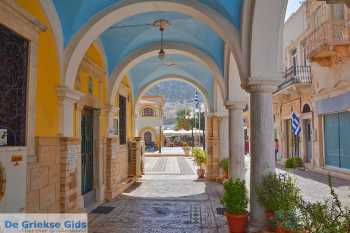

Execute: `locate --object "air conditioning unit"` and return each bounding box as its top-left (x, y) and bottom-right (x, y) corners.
top-left (0, 148), bottom-right (27, 212)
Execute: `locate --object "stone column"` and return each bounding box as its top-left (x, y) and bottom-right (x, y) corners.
top-left (107, 105), bottom-right (119, 137)
top-left (75, 103), bottom-right (84, 208)
top-left (225, 101), bottom-right (246, 180)
top-left (57, 86), bottom-right (82, 137)
top-left (206, 114), bottom-right (220, 180)
top-left (248, 83), bottom-right (277, 231)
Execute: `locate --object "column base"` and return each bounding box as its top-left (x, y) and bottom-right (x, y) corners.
top-left (247, 223), bottom-right (265, 233)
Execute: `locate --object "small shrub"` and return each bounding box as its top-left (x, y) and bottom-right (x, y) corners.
top-left (298, 176), bottom-right (350, 233)
top-left (285, 157), bottom-right (303, 169)
top-left (219, 159), bottom-right (229, 173)
top-left (192, 148), bottom-right (207, 167)
top-left (257, 173), bottom-right (301, 212)
top-left (221, 179), bottom-right (248, 215)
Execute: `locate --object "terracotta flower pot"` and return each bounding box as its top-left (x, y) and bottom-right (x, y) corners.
top-left (265, 211), bottom-right (276, 231)
top-left (275, 225), bottom-right (293, 233)
top-left (225, 211), bottom-right (248, 233)
top-left (224, 170), bottom-right (229, 179)
top-left (197, 168), bottom-right (205, 178)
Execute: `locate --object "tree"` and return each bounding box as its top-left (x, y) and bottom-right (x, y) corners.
top-left (175, 108), bottom-right (191, 130)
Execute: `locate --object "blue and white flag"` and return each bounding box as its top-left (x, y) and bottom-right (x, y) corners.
top-left (193, 91), bottom-right (199, 108)
top-left (291, 112), bottom-right (301, 136)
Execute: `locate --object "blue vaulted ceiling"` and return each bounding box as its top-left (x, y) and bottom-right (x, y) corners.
top-left (100, 12), bottom-right (225, 75)
top-left (129, 54), bottom-right (213, 103)
top-left (52, 0), bottom-right (243, 46)
top-left (51, 0), bottom-right (242, 102)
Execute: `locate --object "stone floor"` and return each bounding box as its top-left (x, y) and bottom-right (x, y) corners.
top-left (89, 156), bottom-right (228, 233)
top-left (89, 155), bottom-right (350, 233)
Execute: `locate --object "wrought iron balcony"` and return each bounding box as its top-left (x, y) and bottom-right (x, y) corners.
top-left (277, 66), bottom-right (312, 91)
top-left (305, 20), bottom-right (350, 59)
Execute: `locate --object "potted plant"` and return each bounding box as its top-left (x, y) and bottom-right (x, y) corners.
top-left (221, 179), bottom-right (248, 233)
top-left (257, 173), bottom-right (301, 232)
top-left (285, 157), bottom-right (303, 169)
top-left (192, 148), bottom-right (207, 178)
top-left (219, 159), bottom-right (229, 179)
top-left (182, 142), bottom-right (191, 157)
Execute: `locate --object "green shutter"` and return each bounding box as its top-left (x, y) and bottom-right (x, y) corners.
top-left (324, 113), bottom-right (340, 167)
top-left (339, 112), bottom-right (350, 169)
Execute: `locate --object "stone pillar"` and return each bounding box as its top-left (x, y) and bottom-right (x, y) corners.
top-left (107, 105), bottom-right (119, 137)
top-left (105, 137), bottom-right (118, 201)
top-left (75, 103), bottom-right (84, 208)
top-left (57, 86), bottom-right (82, 137)
top-left (206, 114), bottom-right (220, 180)
top-left (93, 109), bottom-right (105, 202)
top-left (248, 83), bottom-right (277, 231)
top-left (59, 137), bottom-right (83, 212)
top-left (128, 137), bottom-right (142, 177)
top-left (225, 101), bottom-right (246, 180)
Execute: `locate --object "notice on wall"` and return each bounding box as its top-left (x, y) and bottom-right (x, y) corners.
top-left (0, 129), bottom-right (7, 146)
top-left (67, 145), bottom-right (80, 172)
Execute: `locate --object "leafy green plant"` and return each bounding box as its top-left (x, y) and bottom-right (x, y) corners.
top-left (297, 175), bottom-right (350, 233)
top-left (192, 148), bottom-right (207, 168)
top-left (275, 209), bottom-right (302, 232)
top-left (221, 179), bottom-right (248, 215)
top-left (285, 157), bottom-right (303, 169)
top-left (219, 159), bottom-right (229, 172)
top-left (257, 173), bottom-right (301, 212)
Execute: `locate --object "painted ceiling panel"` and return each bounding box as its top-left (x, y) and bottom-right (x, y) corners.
top-left (52, 0), bottom-right (243, 46)
top-left (128, 54), bottom-right (213, 102)
top-left (100, 12), bottom-right (225, 75)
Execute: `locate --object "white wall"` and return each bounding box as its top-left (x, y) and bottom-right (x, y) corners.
top-left (283, 3), bottom-right (308, 68)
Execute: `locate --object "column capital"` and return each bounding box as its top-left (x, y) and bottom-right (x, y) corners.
top-left (246, 78), bottom-right (280, 93)
top-left (57, 85), bottom-right (83, 103)
top-left (104, 105), bottom-right (119, 114)
top-left (225, 101), bottom-right (247, 110)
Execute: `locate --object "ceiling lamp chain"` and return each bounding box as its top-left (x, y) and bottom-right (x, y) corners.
top-left (152, 19), bottom-right (170, 60)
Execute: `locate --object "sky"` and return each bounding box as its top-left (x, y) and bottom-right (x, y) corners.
top-left (285, 0), bottom-right (303, 20)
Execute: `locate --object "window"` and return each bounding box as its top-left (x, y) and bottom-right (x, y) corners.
top-left (142, 107), bottom-right (154, 117)
top-left (119, 95), bottom-right (127, 145)
top-left (302, 104), bottom-right (311, 113)
top-left (113, 117), bottom-right (119, 136)
top-left (332, 4), bottom-right (344, 21)
top-left (88, 77), bottom-right (93, 94)
top-left (143, 131), bottom-right (152, 144)
top-left (0, 25), bottom-right (29, 146)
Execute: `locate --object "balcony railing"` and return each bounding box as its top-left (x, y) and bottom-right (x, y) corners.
top-left (277, 66), bottom-right (312, 91)
top-left (305, 20), bottom-right (350, 58)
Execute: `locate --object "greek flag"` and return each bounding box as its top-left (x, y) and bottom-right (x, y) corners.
top-left (291, 112), bottom-right (301, 136)
top-left (193, 91), bottom-right (199, 108)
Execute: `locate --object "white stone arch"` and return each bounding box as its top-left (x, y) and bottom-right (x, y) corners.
top-left (242, 0), bottom-right (288, 86)
top-left (136, 74), bottom-right (211, 112)
top-left (110, 42), bottom-right (224, 106)
top-left (39, 0), bottom-right (64, 77)
top-left (63, 0), bottom-right (247, 89)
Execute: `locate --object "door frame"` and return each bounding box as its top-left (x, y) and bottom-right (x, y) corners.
top-left (77, 95), bottom-right (104, 208)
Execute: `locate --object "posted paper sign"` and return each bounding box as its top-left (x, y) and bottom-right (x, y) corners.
top-left (0, 129), bottom-right (7, 146)
top-left (0, 214), bottom-right (88, 233)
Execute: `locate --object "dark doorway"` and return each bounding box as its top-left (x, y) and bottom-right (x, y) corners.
top-left (81, 108), bottom-right (94, 195)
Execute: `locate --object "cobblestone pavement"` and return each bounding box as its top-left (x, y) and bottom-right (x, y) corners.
top-left (89, 156), bottom-right (228, 233)
top-left (89, 156), bottom-right (350, 233)
top-left (244, 156), bottom-right (350, 207)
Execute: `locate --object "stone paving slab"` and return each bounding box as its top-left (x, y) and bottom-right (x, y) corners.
top-left (89, 177), bottom-right (227, 233)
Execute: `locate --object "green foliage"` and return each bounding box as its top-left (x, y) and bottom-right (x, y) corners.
top-left (221, 179), bottom-right (248, 215)
top-left (192, 148), bottom-right (207, 167)
top-left (219, 159), bottom-right (229, 172)
top-left (275, 210), bottom-right (302, 232)
top-left (256, 173), bottom-right (301, 212)
top-left (285, 157), bottom-right (304, 169)
top-left (297, 176), bottom-right (350, 233)
top-left (175, 108), bottom-right (192, 130)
